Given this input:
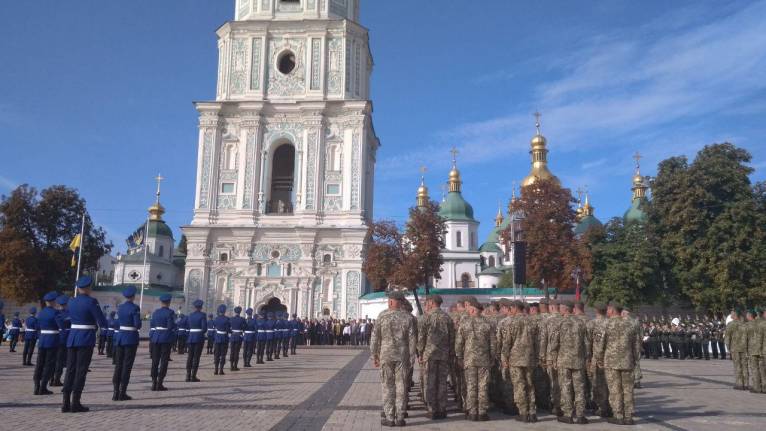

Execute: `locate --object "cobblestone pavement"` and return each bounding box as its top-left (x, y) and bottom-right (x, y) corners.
top-left (1, 346), bottom-right (765, 430)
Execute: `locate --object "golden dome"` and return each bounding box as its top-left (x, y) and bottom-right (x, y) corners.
top-left (448, 147), bottom-right (463, 193)
top-left (148, 202), bottom-right (165, 221)
top-left (582, 193), bottom-right (594, 216)
top-left (416, 180), bottom-right (429, 208)
top-left (495, 205), bottom-right (504, 227)
top-left (521, 112), bottom-right (559, 188)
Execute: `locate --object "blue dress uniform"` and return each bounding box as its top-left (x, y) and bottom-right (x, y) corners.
top-left (22, 307), bottom-right (39, 366)
top-left (112, 286), bottom-right (141, 401)
top-left (33, 292), bottom-right (64, 395)
top-left (243, 308), bottom-right (256, 367)
top-left (185, 300), bottom-right (207, 382)
top-left (206, 314), bottom-right (215, 354)
top-left (149, 294), bottom-right (176, 391)
top-left (281, 313), bottom-right (291, 358)
top-left (213, 305), bottom-right (231, 375)
top-left (229, 306), bottom-right (245, 371)
top-left (274, 313), bottom-right (286, 359)
top-left (176, 313), bottom-right (189, 354)
top-left (289, 315), bottom-right (301, 355)
top-left (51, 295), bottom-right (70, 387)
top-left (9, 312), bottom-right (22, 352)
top-left (255, 314), bottom-right (267, 364)
top-left (63, 276), bottom-right (108, 413)
top-left (0, 300), bottom-right (5, 347)
top-left (264, 312), bottom-right (276, 361)
top-left (105, 311), bottom-right (116, 359)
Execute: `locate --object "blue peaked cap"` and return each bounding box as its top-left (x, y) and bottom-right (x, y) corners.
top-left (122, 286), bottom-right (137, 298)
top-left (193, 299), bottom-right (204, 309)
top-left (76, 275), bottom-right (93, 289)
top-left (43, 291), bottom-right (59, 302)
top-left (56, 295), bottom-right (69, 305)
top-left (159, 293), bottom-right (172, 303)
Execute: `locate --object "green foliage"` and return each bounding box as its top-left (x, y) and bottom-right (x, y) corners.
top-left (497, 271), bottom-right (515, 288)
top-left (0, 185), bottom-right (112, 303)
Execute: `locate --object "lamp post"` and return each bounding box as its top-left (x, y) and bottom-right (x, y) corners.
top-left (572, 267), bottom-right (582, 302)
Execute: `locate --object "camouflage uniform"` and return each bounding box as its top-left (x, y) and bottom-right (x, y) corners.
top-left (725, 319), bottom-right (749, 389)
top-left (586, 315), bottom-right (609, 415)
top-left (596, 315), bottom-right (641, 423)
top-left (371, 309), bottom-right (417, 423)
top-left (451, 310), bottom-right (468, 410)
top-left (417, 307), bottom-right (454, 416)
top-left (550, 314), bottom-right (590, 419)
top-left (532, 312), bottom-right (551, 409)
top-left (544, 311), bottom-right (564, 414)
top-left (746, 317), bottom-right (763, 392)
top-left (455, 314), bottom-right (496, 418)
top-left (628, 316), bottom-right (643, 385)
top-left (495, 313), bottom-right (516, 413)
top-left (500, 313), bottom-right (539, 418)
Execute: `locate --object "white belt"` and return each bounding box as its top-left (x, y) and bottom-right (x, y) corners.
top-left (266, 330), bottom-right (274, 333)
top-left (189, 329), bottom-right (203, 333)
top-left (40, 330), bottom-right (59, 335)
top-left (11, 326), bottom-right (20, 329)
top-left (153, 327), bottom-right (168, 330)
top-left (244, 331), bottom-right (255, 334)
top-left (231, 330), bottom-right (242, 333)
top-left (71, 325), bottom-right (96, 330)
top-left (120, 326), bottom-right (137, 331)
top-left (207, 329), bottom-right (215, 332)
top-left (25, 329), bottom-right (36, 332)
top-left (177, 328), bottom-right (187, 332)
top-left (216, 330), bottom-right (228, 335)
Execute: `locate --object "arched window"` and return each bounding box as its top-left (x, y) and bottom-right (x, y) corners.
top-left (220, 253), bottom-right (228, 262)
top-left (328, 144), bottom-right (342, 171)
top-left (323, 254), bottom-right (332, 264)
top-left (480, 256), bottom-right (486, 268)
top-left (286, 263), bottom-right (292, 276)
top-left (225, 144), bottom-right (236, 170)
top-left (256, 263), bottom-right (262, 276)
top-left (268, 143), bottom-right (295, 214)
top-left (456, 231), bottom-right (462, 248)
top-left (158, 245), bottom-right (164, 258)
top-left (488, 256), bottom-right (495, 267)
top-left (460, 273), bottom-right (471, 289)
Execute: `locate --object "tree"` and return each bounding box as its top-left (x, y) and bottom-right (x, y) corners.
top-left (497, 271), bottom-right (515, 288)
top-left (0, 185), bottom-right (112, 303)
top-left (177, 234), bottom-right (188, 256)
top-left (649, 143), bottom-right (766, 310)
top-left (363, 220), bottom-right (404, 292)
top-left (507, 178), bottom-right (582, 298)
top-left (585, 218), bottom-right (663, 307)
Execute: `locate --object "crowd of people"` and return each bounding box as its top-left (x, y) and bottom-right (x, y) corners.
top-left (0, 276), bottom-right (308, 413)
top-left (370, 293), bottom-right (766, 427)
top-left (301, 318), bottom-right (374, 346)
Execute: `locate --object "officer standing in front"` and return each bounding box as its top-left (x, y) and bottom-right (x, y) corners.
top-left (243, 308), bottom-right (256, 367)
top-left (149, 293), bottom-right (176, 391)
top-left (113, 286), bottom-right (141, 401)
top-left (62, 275), bottom-right (108, 413)
top-left (256, 312), bottom-right (267, 364)
top-left (264, 312), bottom-right (276, 361)
top-left (213, 304), bottom-right (231, 375)
top-left (33, 292), bottom-right (64, 395)
top-left (23, 306), bottom-right (39, 366)
top-left (50, 295), bottom-right (70, 388)
top-left (185, 299), bottom-right (207, 382)
top-left (206, 313), bottom-right (215, 354)
top-left (229, 306), bottom-right (245, 371)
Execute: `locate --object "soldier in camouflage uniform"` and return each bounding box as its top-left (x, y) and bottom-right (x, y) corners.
top-left (549, 301), bottom-right (590, 424)
top-left (725, 309), bottom-right (749, 390)
top-left (371, 291), bottom-right (417, 427)
top-left (586, 303), bottom-right (610, 417)
top-left (500, 300), bottom-right (539, 423)
top-left (531, 301), bottom-right (550, 410)
top-left (400, 300), bottom-right (418, 413)
top-left (745, 310), bottom-right (762, 393)
top-left (596, 303), bottom-right (641, 426)
top-left (543, 299), bottom-right (564, 416)
top-left (760, 309), bottom-right (766, 393)
top-left (622, 307), bottom-right (643, 388)
top-left (417, 295), bottom-right (454, 419)
top-left (573, 301), bottom-right (592, 408)
top-left (449, 297), bottom-right (467, 411)
top-left (483, 302), bottom-right (505, 412)
top-left (495, 299), bottom-right (517, 415)
top-left (455, 297), bottom-right (496, 421)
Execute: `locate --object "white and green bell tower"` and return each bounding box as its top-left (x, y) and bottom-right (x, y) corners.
top-left (182, 0), bottom-right (379, 319)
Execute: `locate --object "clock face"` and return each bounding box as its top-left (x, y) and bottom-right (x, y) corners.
top-left (128, 270), bottom-right (141, 281)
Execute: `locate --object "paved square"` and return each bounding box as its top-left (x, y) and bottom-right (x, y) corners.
top-left (1, 346), bottom-right (764, 430)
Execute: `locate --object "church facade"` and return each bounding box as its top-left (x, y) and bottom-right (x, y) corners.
top-left (181, 0), bottom-right (379, 319)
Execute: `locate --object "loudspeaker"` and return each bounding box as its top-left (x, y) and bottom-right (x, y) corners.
top-left (513, 242), bottom-right (526, 285)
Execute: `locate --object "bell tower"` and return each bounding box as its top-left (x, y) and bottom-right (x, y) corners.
top-left (183, 0), bottom-right (378, 319)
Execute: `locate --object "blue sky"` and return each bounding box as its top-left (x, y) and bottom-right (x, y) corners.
top-left (1, 0), bottom-right (765, 253)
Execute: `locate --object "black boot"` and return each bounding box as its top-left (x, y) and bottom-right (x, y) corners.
top-left (71, 392), bottom-right (89, 413)
top-left (39, 384), bottom-right (53, 395)
top-left (191, 369), bottom-right (200, 382)
top-left (156, 381), bottom-right (167, 391)
top-left (62, 392), bottom-right (71, 413)
top-left (151, 380), bottom-right (158, 391)
top-left (119, 386), bottom-right (132, 401)
top-left (34, 382), bottom-right (40, 395)
top-left (185, 371), bottom-right (192, 382)
top-left (112, 386), bottom-right (120, 401)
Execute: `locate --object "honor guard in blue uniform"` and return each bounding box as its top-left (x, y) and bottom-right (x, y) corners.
top-left (149, 293), bottom-right (176, 391)
top-left (113, 286), bottom-right (141, 401)
top-left (264, 312), bottom-right (276, 361)
top-left (289, 314), bottom-right (301, 355)
top-left (97, 308), bottom-right (109, 355)
top-left (51, 295), bottom-right (70, 387)
top-left (62, 275), bottom-right (108, 413)
top-left (9, 311), bottom-right (22, 352)
top-left (229, 306), bottom-right (245, 371)
top-left (0, 300), bottom-right (5, 347)
top-left (243, 308), bottom-right (256, 367)
top-left (274, 312), bottom-right (287, 359)
top-left (255, 312), bottom-right (267, 364)
top-left (185, 300), bottom-right (207, 382)
top-left (213, 304), bottom-right (231, 375)
top-left (176, 313), bottom-right (189, 354)
top-left (206, 314), bottom-right (215, 354)
top-left (23, 306), bottom-right (39, 366)
top-left (281, 313), bottom-right (291, 358)
top-left (105, 311), bottom-right (117, 359)
top-left (33, 292), bottom-right (64, 395)
top-left (110, 313), bottom-right (121, 364)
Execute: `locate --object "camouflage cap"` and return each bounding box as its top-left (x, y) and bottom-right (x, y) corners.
top-left (387, 290), bottom-right (406, 301)
top-left (498, 298), bottom-right (513, 308)
top-left (428, 294), bottom-right (443, 305)
top-left (549, 299), bottom-right (559, 306)
top-left (465, 296), bottom-right (481, 309)
top-left (561, 300), bottom-right (574, 309)
top-left (529, 302), bottom-right (540, 308)
top-left (513, 300), bottom-right (525, 309)
top-left (539, 298), bottom-right (549, 305)
top-left (593, 302), bottom-right (607, 313)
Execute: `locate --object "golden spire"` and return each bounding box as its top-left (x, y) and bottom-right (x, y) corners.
top-left (148, 173), bottom-right (165, 221)
top-left (521, 112), bottom-right (560, 188)
top-left (448, 146), bottom-right (462, 193)
top-left (508, 181), bottom-right (518, 215)
top-left (495, 202), bottom-right (504, 227)
top-left (575, 187), bottom-right (585, 221)
top-left (582, 191), bottom-right (595, 217)
top-left (416, 166), bottom-right (429, 208)
top-left (631, 152), bottom-right (648, 200)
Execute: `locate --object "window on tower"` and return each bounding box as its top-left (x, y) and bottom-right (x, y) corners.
top-left (277, 50), bottom-right (297, 75)
top-left (221, 183), bottom-right (235, 194)
top-left (456, 231), bottom-right (462, 248)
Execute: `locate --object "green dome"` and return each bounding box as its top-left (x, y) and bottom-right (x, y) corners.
top-left (142, 220), bottom-right (174, 239)
top-left (479, 241), bottom-right (502, 253)
top-left (438, 191), bottom-right (476, 221)
top-left (574, 215), bottom-right (602, 236)
top-left (624, 198), bottom-right (648, 224)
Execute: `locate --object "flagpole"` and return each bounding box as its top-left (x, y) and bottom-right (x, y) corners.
top-left (74, 213), bottom-right (85, 297)
top-left (139, 216), bottom-right (150, 311)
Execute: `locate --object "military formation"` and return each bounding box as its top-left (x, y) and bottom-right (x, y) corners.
top-left (1, 275), bottom-right (306, 413)
top-left (374, 293), bottom-right (651, 427)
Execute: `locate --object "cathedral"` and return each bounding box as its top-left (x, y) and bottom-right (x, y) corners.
top-left (181, 0), bottom-right (378, 319)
